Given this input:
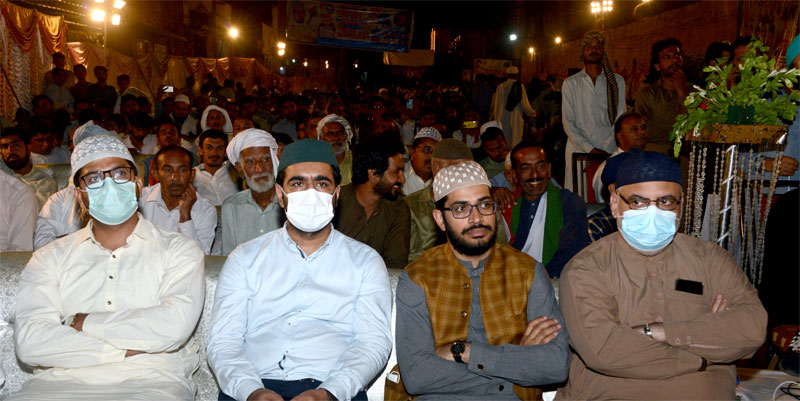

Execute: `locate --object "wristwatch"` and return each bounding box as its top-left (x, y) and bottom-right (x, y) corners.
top-left (450, 341), bottom-right (466, 364)
top-left (323, 389), bottom-right (338, 401)
top-left (644, 323), bottom-right (653, 339)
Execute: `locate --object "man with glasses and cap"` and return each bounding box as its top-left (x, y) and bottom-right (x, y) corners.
top-left (392, 160), bottom-right (569, 400)
top-left (557, 149), bottom-right (767, 399)
top-left (11, 133), bottom-right (204, 400)
top-left (403, 127), bottom-right (442, 196)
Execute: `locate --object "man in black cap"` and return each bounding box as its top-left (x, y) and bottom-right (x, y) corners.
top-left (557, 149), bottom-right (767, 399)
top-left (587, 152), bottom-right (628, 242)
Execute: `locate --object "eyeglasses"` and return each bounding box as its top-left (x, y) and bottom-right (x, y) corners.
top-left (616, 191), bottom-right (680, 211)
top-left (418, 145), bottom-right (434, 155)
top-left (442, 201), bottom-right (497, 219)
top-left (80, 167), bottom-right (134, 188)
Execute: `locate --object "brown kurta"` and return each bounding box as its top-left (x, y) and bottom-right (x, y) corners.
top-left (557, 232), bottom-right (767, 400)
top-left (334, 184), bottom-right (411, 268)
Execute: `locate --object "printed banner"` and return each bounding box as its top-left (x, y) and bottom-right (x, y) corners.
top-left (287, 1), bottom-right (413, 52)
top-left (473, 58), bottom-right (513, 78)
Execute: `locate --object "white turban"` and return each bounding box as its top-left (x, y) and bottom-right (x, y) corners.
top-left (174, 94), bottom-right (190, 105)
top-left (200, 105), bottom-right (233, 134)
top-left (73, 120), bottom-right (118, 147)
top-left (226, 128), bottom-right (279, 174)
top-left (480, 120), bottom-right (503, 135)
top-left (316, 114), bottom-right (353, 148)
top-left (71, 134), bottom-right (135, 180)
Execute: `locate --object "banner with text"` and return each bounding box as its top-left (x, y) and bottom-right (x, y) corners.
top-left (287, 1), bottom-right (413, 52)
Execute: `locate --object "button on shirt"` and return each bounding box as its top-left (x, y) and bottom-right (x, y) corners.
top-left (220, 189), bottom-right (285, 255)
top-left (193, 163), bottom-right (239, 207)
top-left (206, 225), bottom-right (393, 401)
top-left (139, 184), bottom-right (217, 254)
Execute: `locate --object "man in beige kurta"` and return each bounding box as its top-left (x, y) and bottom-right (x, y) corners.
top-left (557, 149), bottom-right (767, 400)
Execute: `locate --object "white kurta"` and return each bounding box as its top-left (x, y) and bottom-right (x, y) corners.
top-left (0, 170), bottom-right (37, 251)
top-left (139, 184), bottom-right (217, 254)
top-left (34, 185), bottom-right (83, 250)
top-left (402, 160), bottom-right (430, 196)
top-left (490, 78), bottom-right (537, 148)
top-left (192, 163), bottom-right (239, 207)
top-left (10, 215), bottom-right (204, 401)
top-left (562, 69), bottom-right (626, 192)
top-left (591, 147), bottom-right (623, 203)
top-left (31, 147), bottom-right (71, 164)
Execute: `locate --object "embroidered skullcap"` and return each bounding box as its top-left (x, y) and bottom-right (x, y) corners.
top-left (506, 66), bottom-right (519, 75)
top-left (316, 114), bottom-right (353, 144)
top-left (71, 133), bottom-right (135, 180)
top-left (174, 94), bottom-right (190, 105)
top-left (200, 105), bottom-right (233, 134)
top-left (787, 35), bottom-right (800, 66)
top-left (432, 161), bottom-right (492, 202)
top-left (226, 128), bottom-right (279, 174)
top-left (278, 139), bottom-right (338, 174)
top-left (414, 127), bottom-right (442, 142)
top-left (73, 120), bottom-right (118, 147)
top-left (600, 152), bottom-right (629, 189)
top-left (432, 138), bottom-right (473, 161)
top-left (616, 148), bottom-right (682, 189)
top-left (480, 121), bottom-right (502, 135)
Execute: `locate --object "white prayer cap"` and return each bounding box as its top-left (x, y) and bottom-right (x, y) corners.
top-left (316, 114), bottom-right (353, 145)
top-left (506, 66), bottom-right (519, 75)
top-left (432, 161), bottom-right (492, 202)
top-left (71, 134), bottom-right (135, 180)
top-left (480, 121), bottom-right (503, 135)
top-left (174, 94), bottom-right (190, 105)
top-left (414, 127), bottom-right (442, 142)
top-left (226, 128), bottom-right (279, 174)
top-left (73, 120), bottom-right (118, 147)
top-left (200, 105), bottom-right (233, 134)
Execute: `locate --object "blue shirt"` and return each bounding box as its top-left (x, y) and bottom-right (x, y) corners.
top-left (206, 225), bottom-right (393, 401)
top-left (272, 119), bottom-right (298, 141)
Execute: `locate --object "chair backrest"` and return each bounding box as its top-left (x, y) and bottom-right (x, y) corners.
top-left (571, 152), bottom-right (609, 203)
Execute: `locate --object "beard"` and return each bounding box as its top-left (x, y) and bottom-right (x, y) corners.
top-left (444, 219), bottom-right (497, 256)
top-left (4, 153), bottom-right (29, 170)
top-left (374, 177), bottom-right (402, 201)
top-left (331, 140), bottom-right (346, 155)
top-left (245, 171), bottom-right (275, 193)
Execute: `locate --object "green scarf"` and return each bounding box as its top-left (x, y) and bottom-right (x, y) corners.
top-left (508, 182), bottom-right (563, 266)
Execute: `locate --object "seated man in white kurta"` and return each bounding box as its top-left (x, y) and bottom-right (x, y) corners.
top-left (10, 133), bottom-right (205, 401)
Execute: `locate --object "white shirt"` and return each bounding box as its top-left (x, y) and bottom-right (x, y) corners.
top-left (562, 69), bottom-right (626, 154)
top-left (139, 184), bottom-right (217, 254)
top-left (122, 135), bottom-right (159, 155)
top-left (207, 225), bottom-right (392, 401)
top-left (31, 147), bottom-right (72, 164)
top-left (451, 129), bottom-right (482, 149)
top-left (44, 83), bottom-right (74, 111)
top-left (402, 160), bottom-right (430, 196)
top-left (35, 185), bottom-right (84, 250)
top-left (592, 147), bottom-right (624, 203)
top-left (13, 215), bottom-right (204, 399)
top-left (220, 189), bottom-right (284, 256)
top-left (172, 114), bottom-right (198, 138)
top-left (1, 170), bottom-right (37, 251)
top-left (193, 163), bottom-right (239, 207)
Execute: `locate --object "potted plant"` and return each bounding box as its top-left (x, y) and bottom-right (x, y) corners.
top-left (671, 39), bottom-right (800, 156)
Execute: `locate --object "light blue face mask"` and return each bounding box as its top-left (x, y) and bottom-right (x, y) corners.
top-left (86, 178), bottom-right (138, 225)
top-left (619, 205), bottom-right (678, 252)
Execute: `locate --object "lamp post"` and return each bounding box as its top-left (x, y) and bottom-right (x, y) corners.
top-left (91, 0), bottom-right (125, 48)
top-left (228, 27), bottom-right (239, 57)
top-left (590, 0), bottom-right (613, 30)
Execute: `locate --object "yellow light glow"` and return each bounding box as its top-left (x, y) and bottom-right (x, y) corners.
top-left (509, 34), bottom-right (517, 41)
top-left (528, 47), bottom-right (534, 54)
top-left (112, 0), bottom-right (125, 9)
top-left (303, 60), bottom-right (308, 67)
top-left (591, 1), bottom-right (600, 13)
top-left (94, 0), bottom-right (104, 3)
top-left (277, 41), bottom-right (286, 49)
top-left (229, 27), bottom-right (239, 39)
top-left (111, 14), bottom-right (121, 25)
top-left (354, 62), bottom-right (359, 69)
top-left (91, 9), bottom-right (105, 21)
top-left (277, 49), bottom-right (285, 56)
top-left (555, 36), bottom-right (562, 44)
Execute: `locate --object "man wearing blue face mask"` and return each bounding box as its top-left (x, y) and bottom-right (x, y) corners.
top-left (207, 139), bottom-right (393, 401)
top-left (11, 133), bottom-right (205, 400)
top-left (556, 149), bottom-right (767, 400)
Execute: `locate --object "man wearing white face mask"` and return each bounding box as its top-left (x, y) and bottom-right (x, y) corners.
top-left (556, 149), bottom-right (767, 400)
top-left (219, 128), bottom-right (285, 255)
top-left (207, 139), bottom-right (393, 401)
top-left (11, 133), bottom-right (205, 400)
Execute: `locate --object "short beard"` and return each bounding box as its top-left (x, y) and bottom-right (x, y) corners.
top-left (444, 219), bottom-right (497, 256)
top-left (245, 172), bottom-right (275, 193)
top-left (374, 178), bottom-right (400, 201)
top-left (4, 154), bottom-right (28, 171)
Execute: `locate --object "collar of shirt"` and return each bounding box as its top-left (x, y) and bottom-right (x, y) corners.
top-left (457, 254), bottom-right (489, 277)
top-left (76, 212), bottom-right (153, 248)
top-left (279, 222), bottom-right (336, 260)
top-left (578, 68), bottom-right (608, 87)
top-left (244, 189), bottom-right (279, 211)
top-left (143, 184), bottom-right (174, 212)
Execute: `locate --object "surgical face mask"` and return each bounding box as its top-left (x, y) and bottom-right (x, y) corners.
top-left (86, 178), bottom-right (138, 225)
top-left (283, 188), bottom-right (334, 233)
top-left (619, 205), bottom-right (678, 252)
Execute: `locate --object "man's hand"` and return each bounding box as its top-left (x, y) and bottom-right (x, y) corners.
top-left (125, 350), bottom-right (144, 358)
top-left (71, 313), bottom-right (88, 331)
top-left (435, 342), bottom-right (471, 364)
top-left (291, 389), bottom-right (328, 401)
top-left (491, 187), bottom-right (516, 210)
top-left (178, 184), bottom-right (197, 223)
top-left (519, 316), bottom-right (561, 346)
top-left (764, 156), bottom-right (799, 177)
top-left (708, 293), bottom-right (729, 314)
top-left (671, 70), bottom-right (689, 98)
top-left (248, 388), bottom-right (284, 401)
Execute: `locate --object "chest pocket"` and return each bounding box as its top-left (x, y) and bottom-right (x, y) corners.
top-left (664, 288), bottom-right (707, 322)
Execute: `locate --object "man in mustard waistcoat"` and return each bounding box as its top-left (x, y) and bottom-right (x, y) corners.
top-left (393, 161), bottom-right (569, 400)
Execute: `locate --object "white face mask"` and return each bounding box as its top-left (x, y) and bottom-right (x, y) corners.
top-left (283, 188), bottom-right (335, 233)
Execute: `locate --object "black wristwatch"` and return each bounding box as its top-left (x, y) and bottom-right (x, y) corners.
top-left (450, 341), bottom-right (466, 364)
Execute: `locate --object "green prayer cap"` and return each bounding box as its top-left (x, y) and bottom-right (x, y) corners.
top-left (433, 138), bottom-right (474, 161)
top-left (278, 139), bottom-right (339, 173)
